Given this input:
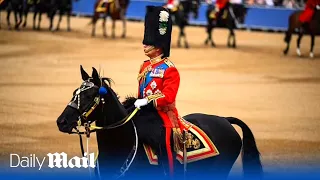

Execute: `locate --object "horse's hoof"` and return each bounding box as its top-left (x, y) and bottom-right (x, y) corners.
top-left (232, 44), bottom-right (237, 49)
top-left (112, 34), bottom-right (115, 39)
top-left (296, 49), bottom-right (301, 57)
top-left (185, 44), bottom-right (189, 49)
top-left (67, 28), bottom-right (71, 32)
top-left (23, 23), bottom-right (26, 28)
top-left (211, 42), bottom-right (216, 47)
top-left (310, 52), bottom-right (314, 59)
top-left (121, 34), bottom-right (126, 38)
top-left (204, 39), bottom-right (208, 45)
top-left (283, 50), bottom-right (288, 55)
top-left (103, 34), bottom-right (108, 38)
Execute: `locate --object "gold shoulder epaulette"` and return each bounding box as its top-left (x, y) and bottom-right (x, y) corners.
top-left (164, 58), bottom-right (175, 67)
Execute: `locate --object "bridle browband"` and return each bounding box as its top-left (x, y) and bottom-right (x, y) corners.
top-left (67, 79), bottom-right (140, 178)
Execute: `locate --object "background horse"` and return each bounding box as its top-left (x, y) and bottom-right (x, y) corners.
top-left (91, 0), bottom-right (130, 38)
top-left (170, 0), bottom-right (200, 48)
top-left (283, 8), bottom-right (320, 58)
top-left (205, 3), bottom-right (247, 48)
top-left (28, 0), bottom-right (54, 30)
top-left (6, 0), bottom-right (23, 30)
top-left (51, 0), bottom-right (77, 31)
top-left (22, 0), bottom-right (35, 28)
top-left (56, 66), bottom-right (263, 180)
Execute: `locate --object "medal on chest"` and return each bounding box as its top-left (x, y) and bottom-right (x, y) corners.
top-left (150, 67), bottom-right (165, 78)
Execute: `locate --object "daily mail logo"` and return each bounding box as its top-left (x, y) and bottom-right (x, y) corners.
top-left (10, 152), bottom-right (96, 170)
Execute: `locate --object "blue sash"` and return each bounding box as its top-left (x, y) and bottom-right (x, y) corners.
top-left (139, 63), bottom-right (169, 97)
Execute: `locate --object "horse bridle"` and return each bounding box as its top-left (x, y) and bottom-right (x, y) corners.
top-left (67, 79), bottom-right (140, 179)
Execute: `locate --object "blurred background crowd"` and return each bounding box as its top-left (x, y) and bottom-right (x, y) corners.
top-left (202, 0), bottom-right (307, 8)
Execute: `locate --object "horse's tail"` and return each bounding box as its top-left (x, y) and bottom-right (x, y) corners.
top-left (226, 117), bottom-right (263, 179)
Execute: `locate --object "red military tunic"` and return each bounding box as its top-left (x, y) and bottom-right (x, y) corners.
top-left (167, 0), bottom-right (174, 6)
top-left (299, 0), bottom-right (320, 23)
top-left (137, 57), bottom-right (181, 128)
top-left (216, 0), bottom-right (229, 10)
top-left (137, 56), bottom-right (183, 176)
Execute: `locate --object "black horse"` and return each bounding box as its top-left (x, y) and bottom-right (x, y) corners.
top-left (5, 0), bottom-right (23, 30)
top-left (50, 0), bottom-right (77, 31)
top-left (57, 66), bottom-right (263, 180)
top-left (205, 3), bottom-right (247, 48)
top-left (283, 8), bottom-right (320, 58)
top-left (22, 0), bottom-right (34, 28)
top-left (170, 0), bottom-right (200, 48)
top-left (26, 0), bottom-right (54, 30)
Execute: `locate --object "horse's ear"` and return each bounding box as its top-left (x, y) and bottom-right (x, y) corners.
top-left (80, 65), bottom-right (90, 81)
top-left (92, 67), bottom-right (101, 86)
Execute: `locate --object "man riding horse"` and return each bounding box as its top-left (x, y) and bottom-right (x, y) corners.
top-left (299, 0), bottom-right (320, 25)
top-left (206, 0), bottom-right (230, 20)
top-left (134, 5), bottom-right (188, 177)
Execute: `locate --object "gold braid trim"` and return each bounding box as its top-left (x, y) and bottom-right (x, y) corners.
top-left (137, 65), bottom-right (151, 82)
top-left (164, 58), bottom-right (175, 67)
top-left (145, 93), bottom-right (165, 103)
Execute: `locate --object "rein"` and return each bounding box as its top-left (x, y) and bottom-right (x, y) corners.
top-left (67, 80), bottom-right (140, 178)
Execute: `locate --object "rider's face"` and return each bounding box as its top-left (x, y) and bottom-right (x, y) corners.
top-left (143, 45), bottom-right (162, 58)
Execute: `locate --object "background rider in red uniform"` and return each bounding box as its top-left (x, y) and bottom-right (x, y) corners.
top-left (299, 0), bottom-right (320, 24)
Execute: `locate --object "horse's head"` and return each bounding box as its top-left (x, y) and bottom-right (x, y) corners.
top-left (56, 66), bottom-right (127, 134)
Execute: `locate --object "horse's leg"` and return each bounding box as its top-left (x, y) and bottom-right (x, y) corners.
top-left (112, 19), bottom-right (115, 38)
top-left (102, 14), bottom-right (107, 38)
top-left (296, 31), bottom-right (303, 57)
top-left (56, 11), bottom-right (63, 31)
top-left (91, 13), bottom-right (97, 37)
top-left (67, 10), bottom-right (71, 31)
top-left (23, 6), bottom-right (28, 27)
top-left (309, 34), bottom-right (315, 58)
top-left (182, 27), bottom-right (189, 49)
top-left (231, 28), bottom-right (236, 48)
top-left (7, 9), bottom-right (12, 30)
top-left (177, 26), bottom-right (182, 48)
top-left (37, 11), bottom-right (42, 30)
top-left (18, 9), bottom-right (23, 29)
top-left (283, 30), bottom-right (292, 55)
top-left (121, 10), bottom-right (126, 38)
top-left (14, 10), bottom-right (19, 30)
top-left (49, 10), bottom-right (55, 31)
top-left (227, 30), bottom-right (231, 48)
top-left (33, 9), bottom-right (37, 30)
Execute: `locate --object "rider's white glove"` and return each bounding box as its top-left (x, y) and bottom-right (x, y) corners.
top-left (215, 6), bottom-right (220, 12)
top-left (134, 98), bottom-right (148, 108)
top-left (167, 4), bottom-right (174, 9)
top-left (316, 5), bottom-right (320, 10)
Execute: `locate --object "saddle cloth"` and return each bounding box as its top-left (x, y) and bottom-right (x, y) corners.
top-left (143, 120), bottom-right (219, 165)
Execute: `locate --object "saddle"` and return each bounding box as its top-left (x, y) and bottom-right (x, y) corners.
top-left (96, 0), bottom-right (120, 14)
top-left (143, 119), bottom-right (219, 165)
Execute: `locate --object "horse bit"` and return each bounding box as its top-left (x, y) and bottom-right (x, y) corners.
top-left (67, 80), bottom-right (140, 179)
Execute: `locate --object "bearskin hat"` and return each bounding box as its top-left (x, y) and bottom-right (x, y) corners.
top-left (143, 6), bottom-right (172, 58)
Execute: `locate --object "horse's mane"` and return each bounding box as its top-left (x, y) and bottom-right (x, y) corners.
top-left (122, 95), bottom-right (137, 111)
top-left (101, 77), bottom-right (114, 87)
